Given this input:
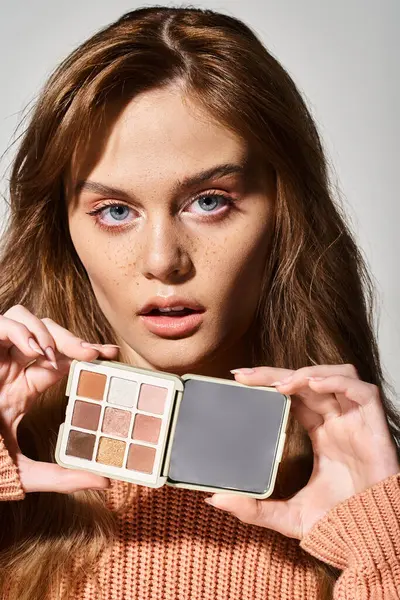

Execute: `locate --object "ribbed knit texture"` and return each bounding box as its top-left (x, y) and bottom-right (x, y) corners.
top-left (0, 436), bottom-right (25, 501)
top-left (0, 435), bottom-right (399, 599)
top-left (300, 471), bottom-right (400, 599)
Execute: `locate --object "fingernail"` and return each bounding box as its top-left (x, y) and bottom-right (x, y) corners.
top-left (204, 497), bottom-right (216, 506)
top-left (102, 344), bottom-right (121, 348)
top-left (306, 376), bottom-right (326, 381)
top-left (81, 342), bottom-right (102, 350)
top-left (44, 346), bottom-right (58, 370)
top-left (28, 337), bottom-right (45, 355)
top-left (230, 368), bottom-right (255, 375)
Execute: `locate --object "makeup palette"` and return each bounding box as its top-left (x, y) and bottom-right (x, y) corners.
top-left (56, 359), bottom-right (291, 498)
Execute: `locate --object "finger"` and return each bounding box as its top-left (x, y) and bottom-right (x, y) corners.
top-left (204, 494), bottom-right (299, 539)
top-left (231, 366), bottom-right (295, 385)
top-left (17, 454), bottom-right (110, 494)
top-left (0, 315), bottom-right (48, 367)
top-left (23, 347), bottom-right (119, 398)
top-left (232, 365), bottom-right (359, 421)
top-left (289, 396), bottom-right (324, 432)
top-left (4, 305), bottom-right (59, 367)
top-left (41, 317), bottom-right (120, 363)
top-left (303, 375), bottom-right (391, 432)
top-left (278, 374), bottom-right (374, 411)
top-left (231, 363), bottom-right (359, 387)
top-left (300, 375), bottom-right (377, 406)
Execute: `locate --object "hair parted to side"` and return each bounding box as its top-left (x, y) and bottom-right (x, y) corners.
top-left (0, 5), bottom-right (399, 599)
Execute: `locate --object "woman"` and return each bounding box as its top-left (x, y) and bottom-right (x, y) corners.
top-left (0, 6), bottom-right (399, 599)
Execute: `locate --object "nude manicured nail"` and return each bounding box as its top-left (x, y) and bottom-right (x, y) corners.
top-left (44, 346), bottom-right (58, 370)
top-left (81, 342), bottom-right (102, 350)
top-left (28, 337), bottom-right (45, 355)
top-left (81, 342), bottom-right (120, 349)
top-left (230, 368), bottom-right (255, 375)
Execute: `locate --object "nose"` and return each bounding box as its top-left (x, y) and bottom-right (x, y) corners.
top-left (139, 216), bottom-right (193, 283)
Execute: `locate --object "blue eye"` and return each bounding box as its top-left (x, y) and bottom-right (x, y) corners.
top-left (190, 193), bottom-right (231, 215)
top-left (87, 203), bottom-right (133, 227)
top-left (106, 205), bottom-right (130, 221)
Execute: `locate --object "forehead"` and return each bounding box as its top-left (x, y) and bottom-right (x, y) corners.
top-left (68, 85), bottom-right (248, 191)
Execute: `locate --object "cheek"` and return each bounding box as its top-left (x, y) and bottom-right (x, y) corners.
top-left (69, 219), bottom-right (140, 293)
top-left (198, 223), bottom-right (270, 312)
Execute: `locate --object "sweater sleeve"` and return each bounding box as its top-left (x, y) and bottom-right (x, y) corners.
top-left (0, 434), bottom-right (25, 501)
top-left (299, 472), bottom-right (400, 599)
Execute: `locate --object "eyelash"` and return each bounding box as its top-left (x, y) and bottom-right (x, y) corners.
top-left (85, 191), bottom-right (236, 232)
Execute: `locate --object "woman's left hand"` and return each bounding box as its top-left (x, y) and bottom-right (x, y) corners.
top-left (205, 364), bottom-right (400, 539)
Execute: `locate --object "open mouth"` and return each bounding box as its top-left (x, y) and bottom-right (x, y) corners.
top-left (145, 307), bottom-right (198, 317)
top-left (139, 304), bottom-right (204, 338)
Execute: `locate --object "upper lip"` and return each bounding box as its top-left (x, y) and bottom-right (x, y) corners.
top-left (138, 296), bottom-right (205, 315)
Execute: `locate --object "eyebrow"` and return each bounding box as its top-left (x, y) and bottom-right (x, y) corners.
top-left (73, 162), bottom-right (246, 199)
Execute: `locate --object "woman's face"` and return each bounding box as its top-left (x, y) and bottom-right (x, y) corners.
top-left (67, 85), bottom-right (275, 376)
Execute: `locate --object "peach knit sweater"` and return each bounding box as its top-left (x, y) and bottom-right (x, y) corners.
top-left (1, 435), bottom-right (400, 599)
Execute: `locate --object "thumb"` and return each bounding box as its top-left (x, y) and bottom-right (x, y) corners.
top-left (205, 494), bottom-right (300, 539)
top-left (17, 455), bottom-right (110, 494)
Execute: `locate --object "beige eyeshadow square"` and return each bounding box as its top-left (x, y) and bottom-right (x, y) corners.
top-left (132, 414), bottom-right (162, 444)
top-left (96, 437), bottom-right (126, 467)
top-left (77, 370), bottom-right (106, 401)
top-left (127, 444), bottom-right (156, 473)
top-left (102, 407), bottom-right (131, 437)
top-left (138, 384), bottom-right (167, 415)
top-left (72, 400), bottom-right (101, 431)
top-left (108, 377), bottom-right (137, 408)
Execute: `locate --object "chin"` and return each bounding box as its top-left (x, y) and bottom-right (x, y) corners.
top-left (143, 350), bottom-right (209, 375)
top-left (132, 336), bottom-right (222, 376)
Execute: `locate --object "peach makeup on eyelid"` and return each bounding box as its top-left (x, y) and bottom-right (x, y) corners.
top-left (55, 359), bottom-right (291, 498)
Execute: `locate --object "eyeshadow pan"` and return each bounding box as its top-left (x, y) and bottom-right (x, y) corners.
top-left (127, 444), bottom-right (156, 473)
top-left (96, 437), bottom-right (126, 467)
top-left (72, 400), bottom-right (101, 431)
top-left (138, 384), bottom-right (167, 415)
top-left (133, 414), bottom-right (161, 444)
top-left (77, 370), bottom-right (106, 401)
top-left (66, 430), bottom-right (95, 460)
top-left (102, 407), bottom-right (131, 437)
top-left (108, 377), bottom-right (137, 407)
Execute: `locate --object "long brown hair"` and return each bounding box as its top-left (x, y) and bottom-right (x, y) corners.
top-left (0, 6), bottom-right (399, 599)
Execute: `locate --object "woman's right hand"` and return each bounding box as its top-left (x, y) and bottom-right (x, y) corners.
top-left (0, 304), bottom-right (120, 494)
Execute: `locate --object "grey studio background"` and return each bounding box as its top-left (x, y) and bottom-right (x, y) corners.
top-left (0, 0), bottom-right (399, 403)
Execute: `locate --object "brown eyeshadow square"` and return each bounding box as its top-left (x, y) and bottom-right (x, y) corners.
top-left (138, 384), bottom-right (167, 415)
top-left (77, 370), bottom-right (107, 401)
top-left (72, 400), bottom-right (101, 431)
top-left (102, 407), bottom-right (131, 437)
top-left (96, 437), bottom-right (126, 467)
top-left (127, 444), bottom-right (156, 473)
top-left (132, 414), bottom-right (162, 444)
top-left (66, 430), bottom-right (95, 460)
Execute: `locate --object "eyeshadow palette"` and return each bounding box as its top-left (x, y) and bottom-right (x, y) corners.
top-left (56, 359), bottom-right (291, 498)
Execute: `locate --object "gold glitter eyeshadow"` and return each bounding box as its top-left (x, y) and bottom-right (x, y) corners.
top-left (96, 437), bottom-right (126, 467)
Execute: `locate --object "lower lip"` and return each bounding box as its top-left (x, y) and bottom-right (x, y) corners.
top-left (139, 312), bottom-right (204, 338)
